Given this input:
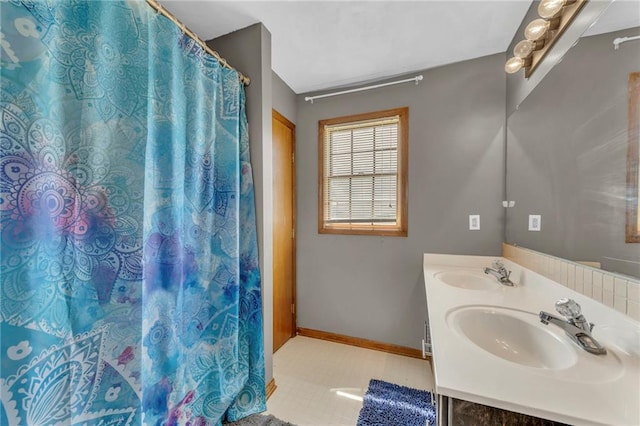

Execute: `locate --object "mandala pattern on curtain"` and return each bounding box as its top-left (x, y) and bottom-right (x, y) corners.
top-left (0, 1), bottom-right (265, 425)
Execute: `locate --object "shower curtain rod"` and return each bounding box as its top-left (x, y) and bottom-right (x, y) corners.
top-left (304, 75), bottom-right (424, 103)
top-left (613, 34), bottom-right (640, 50)
top-left (146, 0), bottom-right (251, 85)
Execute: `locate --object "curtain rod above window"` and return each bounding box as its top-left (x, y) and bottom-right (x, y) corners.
top-left (613, 34), bottom-right (640, 50)
top-left (146, 0), bottom-right (250, 86)
top-left (305, 75), bottom-right (423, 104)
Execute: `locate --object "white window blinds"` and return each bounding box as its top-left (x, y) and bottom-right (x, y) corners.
top-left (323, 116), bottom-right (400, 225)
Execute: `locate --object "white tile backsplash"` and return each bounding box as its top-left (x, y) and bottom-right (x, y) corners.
top-left (628, 300), bottom-right (640, 321)
top-left (629, 283), bottom-right (640, 303)
top-left (614, 278), bottom-right (627, 297)
top-left (546, 258), bottom-right (553, 279)
top-left (582, 268), bottom-right (591, 293)
top-left (554, 259), bottom-right (563, 283)
top-left (603, 275), bottom-right (614, 293)
top-left (614, 296), bottom-right (627, 314)
top-left (592, 271), bottom-right (603, 303)
top-left (603, 290), bottom-right (614, 308)
top-left (574, 268), bottom-right (584, 294)
top-left (592, 283), bottom-right (603, 303)
top-left (503, 244), bottom-right (640, 321)
top-left (567, 264), bottom-right (576, 290)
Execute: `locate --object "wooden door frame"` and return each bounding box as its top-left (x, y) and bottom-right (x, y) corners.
top-left (273, 109), bottom-right (297, 340)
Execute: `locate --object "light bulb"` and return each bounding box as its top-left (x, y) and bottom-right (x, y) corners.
top-left (525, 19), bottom-right (551, 41)
top-left (514, 40), bottom-right (535, 58)
top-left (505, 57), bottom-right (524, 74)
top-left (538, 0), bottom-right (566, 19)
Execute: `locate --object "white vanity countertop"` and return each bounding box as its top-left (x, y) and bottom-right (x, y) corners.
top-left (424, 253), bottom-right (640, 426)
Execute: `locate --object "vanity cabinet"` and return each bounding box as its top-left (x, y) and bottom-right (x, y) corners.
top-left (437, 395), bottom-right (570, 426)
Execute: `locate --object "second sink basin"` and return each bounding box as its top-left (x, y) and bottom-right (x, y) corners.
top-left (447, 306), bottom-right (578, 369)
top-left (434, 270), bottom-right (497, 290)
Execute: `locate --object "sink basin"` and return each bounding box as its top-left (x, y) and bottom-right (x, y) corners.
top-left (447, 306), bottom-right (578, 369)
top-left (435, 271), bottom-right (497, 290)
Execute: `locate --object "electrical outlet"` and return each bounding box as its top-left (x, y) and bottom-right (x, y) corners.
top-left (529, 215), bottom-right (541, 231)
top-left (469, 215), bottom-right (480, 230)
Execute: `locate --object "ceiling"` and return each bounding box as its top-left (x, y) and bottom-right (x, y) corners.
top-left (163, 1), bottom-right (640, 94)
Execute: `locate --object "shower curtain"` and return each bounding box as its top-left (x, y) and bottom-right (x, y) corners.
top-left (0, 1), bottom-right (266, 425)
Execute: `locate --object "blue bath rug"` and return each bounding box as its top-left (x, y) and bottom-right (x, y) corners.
top-left (357, 379), bottom-right (436, 426)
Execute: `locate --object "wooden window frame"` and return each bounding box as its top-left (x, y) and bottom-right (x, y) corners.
top-left (318, 107), bottom-right (408, 237)
top-left (627, 72), bottom-right (640, 243)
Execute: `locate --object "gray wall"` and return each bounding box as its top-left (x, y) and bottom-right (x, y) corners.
top-left (208, 24), bottom-right (275, 383)
top-left (296, 54), bottom-right (506, 349)
top-left (272, 71), bottom-right (297, 124)
top-left (505, 28), bottom-right (640, 278)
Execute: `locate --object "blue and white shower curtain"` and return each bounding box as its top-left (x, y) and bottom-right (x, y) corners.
top-left (0, 1), bottom-right (266, 424)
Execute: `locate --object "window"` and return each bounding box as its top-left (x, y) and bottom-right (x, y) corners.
top-left (627, 72), bottom-right (640, 243)
top-left (318, 107), bottom-right (408, 236)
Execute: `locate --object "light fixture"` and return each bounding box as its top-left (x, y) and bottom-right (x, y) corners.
top-left (538, 0), bottom-right (576, 19)
top-left (505, 0), bottom-right (586, 78)
top-left (504, 55), bottom-right (533, 74)
top-left (513, 40), bottom-right (535, 58)
top-left (524, 18), bottom-right (551, 41)
top-left (505, 57), bottom-right (525, 74)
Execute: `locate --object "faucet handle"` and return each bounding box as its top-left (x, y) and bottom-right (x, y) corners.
top-left (555, 298), bottom-right (582, 319)
top-left (492, 260), bottom-right (505, 270)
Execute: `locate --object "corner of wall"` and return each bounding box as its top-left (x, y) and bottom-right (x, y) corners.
top-left (272, 71), bottom-right (297, 124)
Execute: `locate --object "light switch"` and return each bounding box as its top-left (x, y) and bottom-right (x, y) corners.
top-left (469, 215), bottom-right (480, 230)
top-left (529, 215), bottom-right (541, 231)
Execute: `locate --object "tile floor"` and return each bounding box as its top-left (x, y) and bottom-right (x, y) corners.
top-left (266, 336), bottom-right (435, 425)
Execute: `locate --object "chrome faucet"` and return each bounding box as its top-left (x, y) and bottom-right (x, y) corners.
top-left (539, 298), bottom-right (607, 355)
top-left (483, 260), bottom-right (515, 286)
